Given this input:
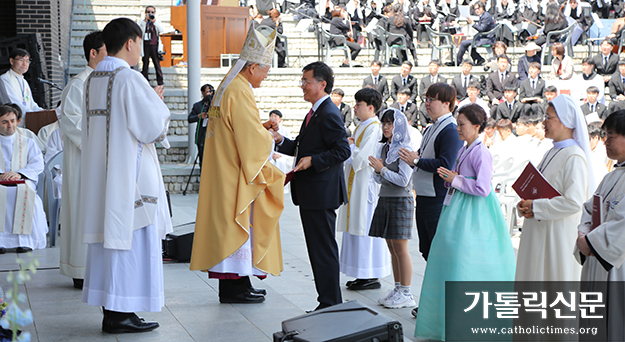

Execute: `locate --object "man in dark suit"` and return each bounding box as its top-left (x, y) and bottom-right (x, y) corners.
top-left (362, 60), bottom-right (390, 104)
top-left (390, 87), bottom-right (418, 126)
top-left (331, 88), bottom-right (353, 136)
top-left (187, 83), bottom-right (214, 167)
top-left (456, 1), bottom-right (495, 66)
top-left (451, 59), bottom-right (480, 102)
top-left (486, 55), bottom-right (517, 116)
top-left (391, 60), bottom-right (418, 103)
top-left (518, 62), bottom-right (545, 117)
top-left (608, 59), bottom-right (625, 114)
top-left (494, 84), bottom-right (523, 122)
top-left (274, 62), bottom-right (351, 311)
top-left (581, 86), bottom-right (608, 119)
top-left (593, 39), bottom-right (619, 85)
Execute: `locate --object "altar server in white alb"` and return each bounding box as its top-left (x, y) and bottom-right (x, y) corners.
top-left (576, 110), bottom-right (625, 341)
top-left (0, 49), bottom-right (44, 118)
top-left (338, 87), bottom-right (391, 291)
top-left (516, 94), bottom-right (595, 282)
top-left (0, 105), bottom-right (48, 253)
top-left (59, 30), bottom-right (107, 290)
top-left (80, 18), bottom-right (172, 334)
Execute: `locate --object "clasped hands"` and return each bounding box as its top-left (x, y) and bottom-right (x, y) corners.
top-left (264, 119), bottom-right (312, 172)
top-left (517, 199), bottom-right (534, 218)
top-left (0, 171), bottom-right (21, 181)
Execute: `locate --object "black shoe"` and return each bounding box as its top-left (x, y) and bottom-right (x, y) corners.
top-left (73, 278), bottom-right (84, 289)
top-left (475, 59), bottom-right (486, 66)
top-left (0, 248), bottom-right (5, 254)
top-left (248, 287), bottom-right (267, 296)
top-left (340, 63), bottom-right (350, 67)
top-left (411, 307), bottom-right (418, 318)
top-left (347, 278), bottom-right (381, 290)
top-left (346, 279), bottom-right (358, 287)
top-left (444, 61), bottom-right (456, 67)
top-left (220, 291), bottom-right (265, 304)
top-left (102, 314), bottom-right (159, 334)
top-left (16, 247), bottom-right (32, 253)
top-left (306, 303), bottom-right (331, 313)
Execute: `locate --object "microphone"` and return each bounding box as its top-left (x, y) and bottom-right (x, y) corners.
top-left (38, 78), bottom-right (63, 91)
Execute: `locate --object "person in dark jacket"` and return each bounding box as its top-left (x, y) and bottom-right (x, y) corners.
top-left (260, 9), bottom-right (286, 67)
top-left (533, 2), bottom-right (567, 46)
top-left (387, 3), bottom-right (417, 63)
top-left (330, 7), bottom-right (362, 67)
top-left (187, 84), bottom-right (214, 167)
top-left (456, 1), bottom-right (496, 66)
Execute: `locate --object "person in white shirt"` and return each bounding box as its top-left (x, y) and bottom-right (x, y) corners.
top-left (268, 109), bottom-right (293, 175)
top-left (0, 105), bottom-right (48, 254)
top-left (458, 80), bottom-right (490, 115)
top-left (588, 121), bottom-right (610, 186)
top-left (0, 49), bottom-right (44, 119)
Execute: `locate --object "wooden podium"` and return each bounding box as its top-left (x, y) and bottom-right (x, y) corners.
top-left (25, 110), bottom-right (57, 135)
top-left (170, 5), bottom-right (249, 68)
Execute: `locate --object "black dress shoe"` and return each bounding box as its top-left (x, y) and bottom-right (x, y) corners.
top-left (16, 247), bottom-right (32, 253)
top-left (248, 287), bottom-right (267, 296)
top-left (411, 307), bottom-right (418, 318)
top-left (220, 291), bottom-right (265, 304)
top-left (340, 63), bottom-right (350, 68)
top-left (345, 279), bottom-right (357, 287)
top-left (444, 61), bottom-right (456, 67)
top-left (474, 59), bottom-right (486, 66)
top-left (306, 303), bottom-right (331, 313)
top-left (102, 315), bottom-right (159, 334)
top-left (73, 278), bottom-right (84, 289)
top-left (0, 248), bottom-right (5, 254)
top-left (348, 278), bottom-right (381, 290)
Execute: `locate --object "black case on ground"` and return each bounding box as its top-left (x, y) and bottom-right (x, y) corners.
top-left (273, 301), bottom-right (403, 342)
top-left (162, 223), bottom-right (194, 262)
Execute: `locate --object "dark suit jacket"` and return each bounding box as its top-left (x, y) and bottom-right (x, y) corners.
top-left (278, 97), bottom-right (350, 210)
top-left (518, 77), bottom-right (545, 101)
top-left (418, 74), bottom-right (448, 102)
top-left (391, 74), bottom-right (418, 102)
top-left (188, 99), bottom-right (210, 145)
top-left (390, 101), bottom-right (418, 125)
top-left (260, 18), bottom-right (284, 50)
top-left (472, 11), bottom-right (496, 46)
top-left (451, 74), bottom-right (480, 101)
top-left (581, 102), bottom-right (608, 120)
top-left (608, 72), bottom-right (625, 99)
top-left (487, 70), bottom-right (518, 101)
top-left (494, 100), bottom-right (524, 122)
top-left (339, 102), bottom-right (352, 135)
top-left (363, 74), bottom-right (390, 103)
top-left (593, 52), bottom-right (619, 78)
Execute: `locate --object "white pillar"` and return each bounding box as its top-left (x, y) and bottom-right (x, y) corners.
top-left (185, 0), bottom-right (202, 164)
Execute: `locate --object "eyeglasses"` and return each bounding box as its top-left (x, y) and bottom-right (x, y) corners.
top-left (146, 10), bottom-right (155, 13)
top-left (424, 97), bottom-right (439, 103)
top-left (299, 79), bottom-right (319, 87)
top-left (13, 58), bottom-right (31, 64)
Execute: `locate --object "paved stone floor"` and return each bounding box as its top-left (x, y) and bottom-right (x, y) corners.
top-left (0, 193), bottom-right (519, 341)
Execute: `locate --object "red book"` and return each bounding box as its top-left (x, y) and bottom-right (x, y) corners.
top-left (284, 170), bottom-right (295, 186)
top-left (0, 179), bottom-right (25, 186)
top-left (512, 162), bottom-right (561, 200)
top-left (591, 194), bottom-right (602, 231)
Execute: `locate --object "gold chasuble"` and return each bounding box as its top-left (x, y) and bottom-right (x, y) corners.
top-left (189, 73), bottom-right (285, 275)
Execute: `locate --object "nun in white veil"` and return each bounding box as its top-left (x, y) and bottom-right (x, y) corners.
top-left (515, 94), bottom-right (592, 282)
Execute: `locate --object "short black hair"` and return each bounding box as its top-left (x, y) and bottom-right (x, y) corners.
top-left (497, 54), bottom-right (510, 63)
top-left (145, 5), bottom-right (156, 12)
top-left (83, 31), bottom-right (104, 62)
top-left (398, 86), bottom-right (411, 95)
top-left (354, 88), bottom-right (382, 112)
top-left (545, 85), bottom-right (558, 93)
top-left (582, 57), bottom-right (596, 67)
top-left (504, 84), bottom-right (517, 92)
top-left (101, 18), bottom-right (142, 55)
top-left (588, 121), bottom-right (605, 138)
top-left (462, 59), bottom-right (473, 66)
top-left (474, 1), bottom-right (485, 10)
top-left (586, 86), bottom-right (600, 94)
top-left (200, 84), bottom-right (214, 93)
top-left (528, 114), bottom-right (543, 125)
top-left (9, 48), bottom-right (30, 59)
top-left (467, 80), bottom-right (480, 89)
top-left (603, 110), bottom-right (625, 136)
top-left (458, 103), bottom-right (487, 133)
top-left (1, 104), bottom-right (20, 120)
top-left (371, 60), bottom-right (382, 67)
top-left (485, 118), bottom-right (497, 128)
top-left (401, 60), bottom-right (413, 69)
top-left (269, 109), bottom-right (283, 118)
top-left (331, 88), bottom-right (345, 97)
top-left (302, 61), bottom-right (334, 94)
top-left (517, 116), bottom-right (531, 125)
top-left (380, 109), bottom-right (395, 143)
top-left (429, 60), bottom-right (441, 67)
top-left (496, 118), bottom-right (513, 131)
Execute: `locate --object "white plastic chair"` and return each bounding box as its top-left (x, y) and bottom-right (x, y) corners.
top-left (44, 151), bottom-right (62, 247)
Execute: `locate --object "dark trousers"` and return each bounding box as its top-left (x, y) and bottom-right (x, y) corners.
top-left (457, 39), bottom-right (485, 65)
top-left (345, 40), bottom-right (361, 61)
top-left (522, 102), bottom-right (541, 117)
top-left (415, 195), bottom-right (445, 261)
top-left (299, 207), bottom-right (342, 308)
top-left (218, 276), bottom-right (252, 298)
top-left (142, 43), bottom-right (164, 86)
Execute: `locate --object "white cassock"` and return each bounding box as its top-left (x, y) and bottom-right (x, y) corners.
top-left (516, 143), bottom-right (588, 281)
top-left (458, 97), bottom-right (490, 116)
top-left (37, 121), bottom-right (60, 150)
top-left (16, 127), bottom-right (44, 153)
top-left (531, 137), bottom-right (553, 165)
top-left (490, 134), bottom-right (524, 167)
top-left (337, 117), bottom-right (391, 279)
top-left (58, 66), bottom-right (90, 280)
top-left (0, 69), bottom-right (44, 120)
top-left (81, 56), bottom-right (172, 313)
top-left (575, 163), bottom-right (625, 340)
top-left (43, 128), bottom-right (63, 164)
top-left (590, 140), bottom-right (609, 187)
top-left (0, 134), bottom-right (48, 249)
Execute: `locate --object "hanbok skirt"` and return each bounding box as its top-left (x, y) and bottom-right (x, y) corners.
top-left (415, 190), bottom-right (516, 341)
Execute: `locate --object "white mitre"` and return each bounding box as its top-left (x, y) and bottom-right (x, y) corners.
top-left (209, 24), bottom-right (277, 116)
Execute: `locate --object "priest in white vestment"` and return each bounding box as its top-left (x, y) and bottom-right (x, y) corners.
top-left (576, 111), bottom-right (625, 341)
top-left (80, 19), bottom-right (171, 334)
top-left (516, 94), bottom-right (595, 282)
top-left (337, 88), bottom-right (391, 290)
top-left (0, 105), bottom-right (48, 253)
top-left (0, 49), bottom-right (44, 121)
top-left (59, 31), bottom-right (106, 289)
